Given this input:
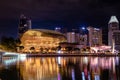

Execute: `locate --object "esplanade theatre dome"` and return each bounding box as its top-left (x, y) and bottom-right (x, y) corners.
top-left (21, 29), bottom-right (67, 52)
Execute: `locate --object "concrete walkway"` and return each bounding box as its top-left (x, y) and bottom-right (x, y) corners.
top-left (26, 53), bottom-right (119, 57)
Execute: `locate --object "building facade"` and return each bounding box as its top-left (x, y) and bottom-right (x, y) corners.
top-left (66, 32), bottom-right (80, 43)
top-left (87, 26), bottom-right (102, 47)
top-left (66, 32), bottom-right (87, 46)
top-left (20, 29), bottom-right (66, 52)
top-left (108, 16), bottom-right (120, 50)
top-left (18, 14), bottom-right (31, 38)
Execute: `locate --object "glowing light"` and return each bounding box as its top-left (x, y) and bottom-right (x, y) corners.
top-left (94, 28), bottom-right (100, 31)
top-left (3, 52), bottom-right (19, 57)
top-left (83, 57), bottom-right (88, 64)
top-left (82, 72), bottom-right (85, 80)
top-left (18, 54), bottom-right (26, 61)
top-left (95, 75), bottom-right (100, 80)
top-left (3, 52), bottom-right (17, 55)
top-left (58, 72), bottom-right (61, 80)
top-left (72, 69), bottom-right (75, 80)
top-left (58, 57), bottom-right (61, 65)
top-left (3, 58), bottom-right (18, 65)
top-left (82, 27), bottom-right (85, 30)
top-left (72, 32), bottom-right (75, 34)
top-left (88, 72), bottom-right (91, 80)
top-left (109, 16), bottom-right (119, 24)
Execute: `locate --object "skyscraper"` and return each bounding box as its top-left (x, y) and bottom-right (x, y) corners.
top-left (18, 14), bottom-right (31, 38)
top-left (108, 16), bottom-right (120, 50)
top-left (87, 26), bottom-right (102, 47)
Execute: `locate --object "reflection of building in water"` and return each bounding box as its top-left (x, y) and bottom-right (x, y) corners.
top-left (17, 57), bottom-right (119, 80)
top-left (80, 57), bottom-right (118, 80)
top-left (19, 58), bottom-right (60, 80)
top-left (19, 57), bottom-right (80, 80)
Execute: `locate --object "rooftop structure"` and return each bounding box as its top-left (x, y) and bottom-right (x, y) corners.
top-left (109, 16), bottom-right (119, 24)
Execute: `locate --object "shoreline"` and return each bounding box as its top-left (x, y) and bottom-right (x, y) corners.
top-left (26, 53), bottom-right (120, 57)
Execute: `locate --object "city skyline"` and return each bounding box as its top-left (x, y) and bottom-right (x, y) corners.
top-left (0, 0), bottom-right (120, 38)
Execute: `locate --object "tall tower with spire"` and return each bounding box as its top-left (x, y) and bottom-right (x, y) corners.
top-left (108, 16), bottom-right (120, 51)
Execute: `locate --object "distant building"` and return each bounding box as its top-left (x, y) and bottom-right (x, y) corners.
top-left (66, 32), bottom-right (81, 43)
top-left (108, 16), bottom-right (120, 50)
top-left (66, 32), bottom-right (87, 46)
top-left (18, 14), bottom-right (31, 38)
top-left (87, 26), bottom-right (102, 47)
top-left (67, 32), bottom-right (76, 43)
top-left (79, 34), bottom-right (87, 46)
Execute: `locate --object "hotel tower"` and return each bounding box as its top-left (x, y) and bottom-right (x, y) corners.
top-left (108, 16), bottom-right (120, 51)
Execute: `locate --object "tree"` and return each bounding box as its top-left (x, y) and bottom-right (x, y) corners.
top-left (15, 38), bottom-right (21, 47)
top-left (65, 46), bottom-right (73, 53)
top-left (0, 36), bottom-right (17, 52)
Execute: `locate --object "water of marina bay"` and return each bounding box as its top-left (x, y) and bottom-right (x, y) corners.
top-left (0, 56), bottom-right (120, 80)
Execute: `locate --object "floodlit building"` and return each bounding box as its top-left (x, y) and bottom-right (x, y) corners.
top-left (66, 32), bottom-right (76, 43)
top-left (87, 26), bottom-right (102, 47)
top-left (20, 29), bottom-right (66, 52)
top-left (66, 32), bottom-right (80, 43)
top-left (79, 34), bottom-right (87, 46)
top-left (66, 31), bottom-right (87, 46)
top-left (108, 16), bottom-right (120, 51)
top-left (18, 14), bottom-right (31, 38)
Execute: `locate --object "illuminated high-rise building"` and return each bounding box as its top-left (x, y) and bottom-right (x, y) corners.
top-left (18, 14), bottom-right (31, 38)
top-left (66, 32), bottom-right (87, 46)
top-left (67, 32), bottom-right (76, 43)
top-left (108, 16), bottom-right (120, 50)
top-left (87, 26), bottom-right (102, 47)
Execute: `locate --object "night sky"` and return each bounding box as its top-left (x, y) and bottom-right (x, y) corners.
top-left (0, 0), bottom-right (120, 39)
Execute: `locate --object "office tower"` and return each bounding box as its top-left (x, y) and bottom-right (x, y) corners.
top-left (108, 16), bottom-right (120, 50)
top-left (108, 16), bottom-right (119, 46)
top-left (79, 34), bottom-right (87, 46)
top-left (18, 14), bottom-right (31, 38)
top-left (67, 32), bottom-right (76, 43)
top-left (66, 32), bottom-right (87, 45)
top-left (87, 26), bottom-right (102, 47)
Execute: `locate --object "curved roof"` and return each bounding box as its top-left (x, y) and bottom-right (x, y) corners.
top-left (22, 29), bottom-right (66, 38)
top-left (30, 29), bottom-right (63, 35)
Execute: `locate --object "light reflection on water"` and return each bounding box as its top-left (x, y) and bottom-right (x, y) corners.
top-left (0, 57), bottom-right (120, 80)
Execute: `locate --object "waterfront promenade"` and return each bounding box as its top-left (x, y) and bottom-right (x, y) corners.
top-left (0, 51), bottom-right (119, 57)
top-left (26, 53), bottom-right (119, 57)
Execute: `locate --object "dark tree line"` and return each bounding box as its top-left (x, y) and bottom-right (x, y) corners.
top-left (0, 36), bottom-right (21, 52)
